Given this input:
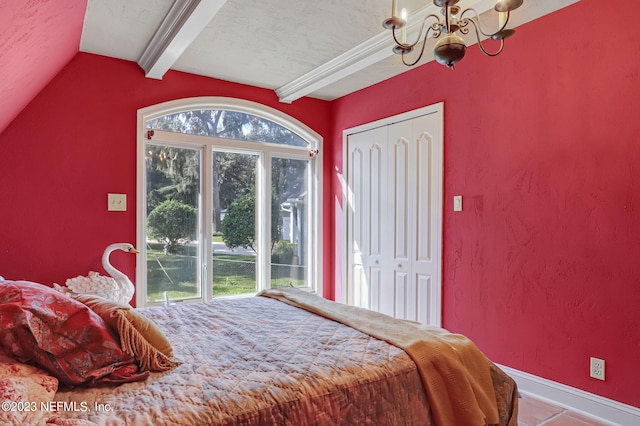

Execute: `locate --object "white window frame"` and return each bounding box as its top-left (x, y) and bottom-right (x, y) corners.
top-left (136, 97), bottom-right (323, 307)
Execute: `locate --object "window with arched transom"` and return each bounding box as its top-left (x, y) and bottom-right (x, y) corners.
top-left (136, 98), bottom-right (322, 306)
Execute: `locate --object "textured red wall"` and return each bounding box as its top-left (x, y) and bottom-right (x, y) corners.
top-left (0, 0), bottom-right (86, 133)
top-left (2, 0), bottom-right (640, 409)
top-left (0, 53), bottom-right (333, 301)
top-left (330, 1), bottom-right (640, 407)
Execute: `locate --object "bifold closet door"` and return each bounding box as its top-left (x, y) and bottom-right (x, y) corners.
top-left (386, 115), bottom-right (440, 324)
top-left (346, 110), bottom-right (442, 325)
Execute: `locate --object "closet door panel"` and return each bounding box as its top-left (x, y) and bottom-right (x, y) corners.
top-left (392, 137), bottom-right (410, 263)
top-left (368, 142), bottom-right (385, 313)
top-left (347, 126), bottom-right (389, 313)
top-left (387, 121), bottom-right (414, 321)
top-left (352, 263), bottom-right (367, 308)
top-left (369, 266), bottom-right (382, 312)
top-left (410, 113), bottom-right (442, 324)
top-left (369, 144), bottom-right (383, 259)
top-left (415, 131), bottom-right (433, 263)
top-left (415, 274), bottom-right (432, 324)
top-left (392, 271), bottom-right (409, 319)
top-left (347, 142), bottom-right (367, 309)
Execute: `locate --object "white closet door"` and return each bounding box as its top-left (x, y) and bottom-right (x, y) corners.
top-left (386, 120), bottom-right (412, 319)
top-left (390, 113), bottom-right (442, 324)
top-left (347, 125), bottom-right (387, 312)
top-left (345, 105), bottom-right (443, 326)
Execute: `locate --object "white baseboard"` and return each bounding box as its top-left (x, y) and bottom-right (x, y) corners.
top-left (498, 365), bottom-right (640, 426)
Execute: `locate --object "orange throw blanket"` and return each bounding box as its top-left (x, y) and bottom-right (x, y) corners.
top-left (260, 288), bottom-right (500, 426)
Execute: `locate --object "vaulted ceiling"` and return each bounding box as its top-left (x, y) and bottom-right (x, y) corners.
top-left (0, 0), bottom-right (579, 133)
top-left (0, 0), bottom-right (88, 133)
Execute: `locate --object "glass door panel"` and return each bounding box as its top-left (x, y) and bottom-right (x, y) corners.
top-left (213, 151), bottom-right (258, 297)
top-left (145, 145), bottom-right (202, 303)
top-left (271, 157), bottom-right (310, 288)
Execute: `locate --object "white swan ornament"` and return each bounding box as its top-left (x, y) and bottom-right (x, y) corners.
top-left (54, 243), bottom-right (139, 304)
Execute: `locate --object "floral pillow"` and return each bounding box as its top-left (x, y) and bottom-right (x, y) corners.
top-left (0, 351), bottom-right (58, 425)
top-left (0, 280), bottom-right (149, 387)
top-left (0, 351), bottom-right (98, 425)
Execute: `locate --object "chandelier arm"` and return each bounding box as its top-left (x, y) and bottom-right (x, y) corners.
top-left (444, 4), bottom-right (450, 32)
top-left (391, 14), bottom-right (442, 49)
top-left (466, 18), bottom-right (505, 57)
top-left (401, 27), bottom-right (434, 66)
top-left (459, 7), bottom-right (510, 37)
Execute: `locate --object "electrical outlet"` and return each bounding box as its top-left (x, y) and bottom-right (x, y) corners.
top-left (590, 357), bottom-right (605, 381)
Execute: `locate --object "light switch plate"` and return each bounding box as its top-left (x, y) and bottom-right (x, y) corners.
top-left (108, 193), bottom-right (127, 211)
top-left (453, 195), bottom-right (462, 212)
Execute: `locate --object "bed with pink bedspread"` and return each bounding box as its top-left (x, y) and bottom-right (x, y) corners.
top-left (1, 281), bottom-right (518, 426)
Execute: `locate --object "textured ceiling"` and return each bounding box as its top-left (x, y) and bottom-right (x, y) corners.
top-left (0, 0), bottom-right (581, 133)
top-left (79, 0), bottom-right (581, 102)
top-left (80, 0), bottom-right (174, 62)
top-left (173, 0), bottom-right (395, 89)
top-left (0, 0), bottom-right (87, 133)
top-left (79, 0), bottom-right (427, 99)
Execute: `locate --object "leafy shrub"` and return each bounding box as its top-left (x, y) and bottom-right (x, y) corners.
top-left (271, 240), bottom-right (295, 264)
top-left (221, 192), bottom-right (281, 252)
top-left (147, 200), bottom-right (197, 253)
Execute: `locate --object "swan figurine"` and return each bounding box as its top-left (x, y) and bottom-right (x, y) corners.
top-left (54, 243), bottom-right (139, 304)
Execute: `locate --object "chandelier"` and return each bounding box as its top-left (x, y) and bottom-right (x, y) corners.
top-left (383, 0), bottom-right (523, 69)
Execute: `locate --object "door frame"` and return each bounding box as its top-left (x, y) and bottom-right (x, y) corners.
top-left (341, 102), bottom-right (444, 326)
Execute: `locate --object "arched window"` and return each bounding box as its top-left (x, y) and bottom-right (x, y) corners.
top-left (136, 98), bottom-right (322, 307)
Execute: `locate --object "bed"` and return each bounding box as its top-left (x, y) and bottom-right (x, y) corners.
top-left (1, 281), bottom-right (518, 426)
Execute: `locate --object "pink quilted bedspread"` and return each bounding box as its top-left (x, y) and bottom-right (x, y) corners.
top-left (54, 296), bottom-right (517, 425)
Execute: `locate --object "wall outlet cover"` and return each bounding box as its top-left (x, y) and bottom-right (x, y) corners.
top-left (108, 193), bottom-right (127, 211)
top-left (590, 357), bottom-right (605, 381)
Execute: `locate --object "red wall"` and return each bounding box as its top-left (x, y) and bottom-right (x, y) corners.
top-left (2, 0), bottom-right (640, 409)
top-left (330, 1), bottom-right (640, 407)
top-left (0, 53), bottom-right (333, 301)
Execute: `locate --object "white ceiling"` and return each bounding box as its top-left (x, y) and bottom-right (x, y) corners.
top-left (80, 0), bottom-right (580, 103)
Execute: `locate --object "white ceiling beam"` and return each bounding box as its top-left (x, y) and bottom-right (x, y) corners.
top-left (275, 0), bottom-right (493, 104)
top-left (138, 0), bottom-right (228, 80)
top-left (275, 30), bottom-right (400, 105)
top-left (275, 0), bottom-right (580, 103)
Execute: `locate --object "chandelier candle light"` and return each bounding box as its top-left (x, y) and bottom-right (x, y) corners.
top-left (383, 0), bottom-right (524, 69)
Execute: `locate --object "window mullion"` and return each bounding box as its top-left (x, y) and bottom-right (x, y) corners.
top-left (257, 152), bottom-right (272, 290)
top-left (203, 144), bottom-right (213, 302)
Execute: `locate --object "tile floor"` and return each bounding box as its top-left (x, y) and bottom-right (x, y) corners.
top-left (518, 393), bottom-right (610, 426)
